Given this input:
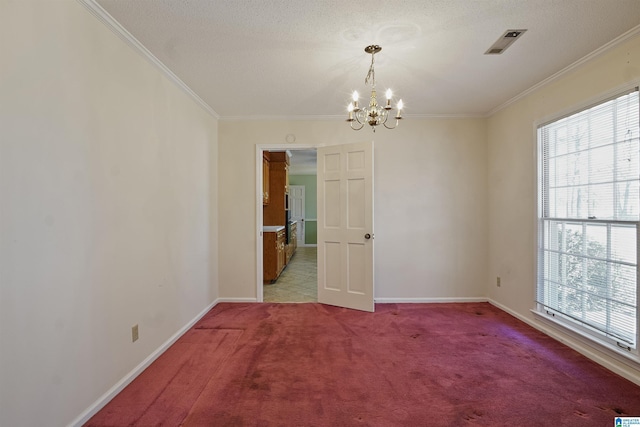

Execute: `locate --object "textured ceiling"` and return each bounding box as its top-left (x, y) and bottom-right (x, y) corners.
top-left (94, 0), bottom-right (640, 119)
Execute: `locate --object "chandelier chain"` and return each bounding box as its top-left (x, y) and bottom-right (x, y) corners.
top-left (365, 51), bottom-right (376, 87)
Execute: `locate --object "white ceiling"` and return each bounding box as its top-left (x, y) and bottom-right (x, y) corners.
top-left (94, 0), bottom-right (640, 119)
top-left (287, 150), bottom-right (317, 175)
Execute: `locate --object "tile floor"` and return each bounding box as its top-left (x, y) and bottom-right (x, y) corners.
top-left (263, 246), bottom-right (317, 302)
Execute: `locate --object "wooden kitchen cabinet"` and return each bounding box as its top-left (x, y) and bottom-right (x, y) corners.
top-left (286, 222), bottom-right (297, 264)
top-left (263, 151), bottom-right (291, 282)
top-left (264, 228), bottom-right (286, 283)
top-left (263, 151), bottom-right (289, 226)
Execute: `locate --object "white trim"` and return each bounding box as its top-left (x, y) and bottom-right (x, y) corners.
top-left (401, 113), bottom-right (486, 119)
top-left (489, 24), bottom-right (640, 117)
top-left (76, 0), bottom-right (219, 119)
top-left (219, 113), bottom-right (484, 122)
top-left (67, 294), bottom-right (640, 426)
top-left (525, 85), bottom-right (640, 386)
top-left (68, 299), bottom-right (219, 427)
top-left (533, 117), bottom-right (541, 319)
top-left (488, 299), bottom-right (640, 386)
top-left (256, 146), bottom-right (265, 303)
top-left (533, 81), bottom-right (640, 129)
top-left (216, 297), bottom-right (259, 303)
top-left (375, 297), bottom-right (489, 304)
top-left (532, 87), bottom-right (640, 373)
top-left (298, 243), bottom-right (318, 248)
top-left (531, 307), bottom-right (639, 359)
top-left (257, 144), bottom-right (320, 303)
top-left (72, 1), bottom-right (640, 122)
top-left (223, 115), bottom-right (346, 122)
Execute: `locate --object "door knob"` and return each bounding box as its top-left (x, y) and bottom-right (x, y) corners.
top-left (364, 233), bottom-right (371, 239)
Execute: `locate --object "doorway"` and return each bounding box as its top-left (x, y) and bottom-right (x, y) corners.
top-left (256, 142), bottom-right (375, 312)
top-left (262, 246), bottom-right (317, 302)
top-left (258, 146), bottom-right (318, 302)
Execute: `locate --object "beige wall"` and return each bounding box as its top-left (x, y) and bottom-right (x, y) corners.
top-left (218, 118), bottom-right (488, 301)
top-left (487, 34), bottom-right (640, 381)
top-left (0, 2), bottom-right (218, 426)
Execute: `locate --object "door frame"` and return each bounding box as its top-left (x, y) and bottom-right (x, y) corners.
top-left (255, 143), bottom-right (318, 302)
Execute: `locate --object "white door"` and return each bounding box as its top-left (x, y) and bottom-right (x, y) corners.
top-left (317, 141), bottom-right (374, 312)
top-left (289, 185), bottom-right (305, 245)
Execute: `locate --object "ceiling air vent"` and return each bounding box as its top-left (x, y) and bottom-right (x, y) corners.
top-left (485, 29), bottom-right (527, 55)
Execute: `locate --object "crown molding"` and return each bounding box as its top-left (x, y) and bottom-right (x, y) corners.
top-left (488, 24), bottom-right (640, 117)
top-left (77, 0), bottom-right (219, 119)
top-left (406, 113), bottom-right (486, 119)
top-left (79, 0), bottom-right (638, 122)
top-left (219, 113), bottom-right (484, 122)
top-left (219, 114), bottom-right (346, 122)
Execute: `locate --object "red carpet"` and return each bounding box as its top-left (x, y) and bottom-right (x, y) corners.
top-left (86, 303), bottom-right (640, 426)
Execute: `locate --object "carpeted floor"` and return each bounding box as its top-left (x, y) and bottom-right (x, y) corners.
top-left (86, 303), bottom-right (640, 426)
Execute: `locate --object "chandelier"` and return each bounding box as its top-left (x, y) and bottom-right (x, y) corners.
top-left (346, 45), bottom-right (403, 131)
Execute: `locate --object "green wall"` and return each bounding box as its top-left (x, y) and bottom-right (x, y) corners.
top-left (289, 175), bottom-right (317, 244)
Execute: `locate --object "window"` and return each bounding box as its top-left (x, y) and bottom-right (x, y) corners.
top-left (537, 88), bottom-right (640, 352)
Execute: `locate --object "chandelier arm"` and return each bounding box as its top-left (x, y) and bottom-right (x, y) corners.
top-left (380, 109), bottom-right (388, 125)
top-left (350, 121), bottom-right (365, 131)
top-left (383, 119), bottom-right (399, 130)
top-left (354, 109), bottom-right (367, 125)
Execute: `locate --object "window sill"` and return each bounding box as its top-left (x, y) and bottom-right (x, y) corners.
top-left (531, 308), bottom-right (640, 372)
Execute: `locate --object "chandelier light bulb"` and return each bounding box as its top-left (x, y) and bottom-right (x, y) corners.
top-left (347, 103), bottom-right (354, 121)
top-left (351, 91), bottom-right (360, 111)
top-left (385, 89), bottom-right (393, 108)
top-left (397, 99), bottom-right (403, 111)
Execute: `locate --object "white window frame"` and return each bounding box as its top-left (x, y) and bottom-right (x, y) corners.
top-left (535, 86), bottom-right (640, 361)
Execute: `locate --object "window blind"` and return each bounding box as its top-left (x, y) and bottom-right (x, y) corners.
top-left (537, 88), bottom-right (639, 348)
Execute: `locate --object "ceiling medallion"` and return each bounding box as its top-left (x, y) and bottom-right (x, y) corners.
top-left (346, 45), bottom-right (403, 132)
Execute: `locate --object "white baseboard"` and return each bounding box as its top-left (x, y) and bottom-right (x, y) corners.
top-left (298, 244), bottom-right (317, 247)
top-left (375, 297), bottom-right (489, 304)
top-left (487, 299), bottom-right (640, 386)
top-left (69, 295), bottom-right (640, 426)
top-left (216, 297), bottom-right (258, 303)
top-left (68, 299), bottom-right (220, 427)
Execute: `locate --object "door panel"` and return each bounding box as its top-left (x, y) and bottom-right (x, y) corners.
top-left (317, 141), bottom-right (374, 312)
top-left (289, 186), bottom-right (305, 221)
top-left (289, 185), bottom-right (305, 245)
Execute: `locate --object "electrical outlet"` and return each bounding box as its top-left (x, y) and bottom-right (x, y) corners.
top-left (132, 324), bottom-right (139, 342)
top-left (497, 277), bottom-right (501, 287)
